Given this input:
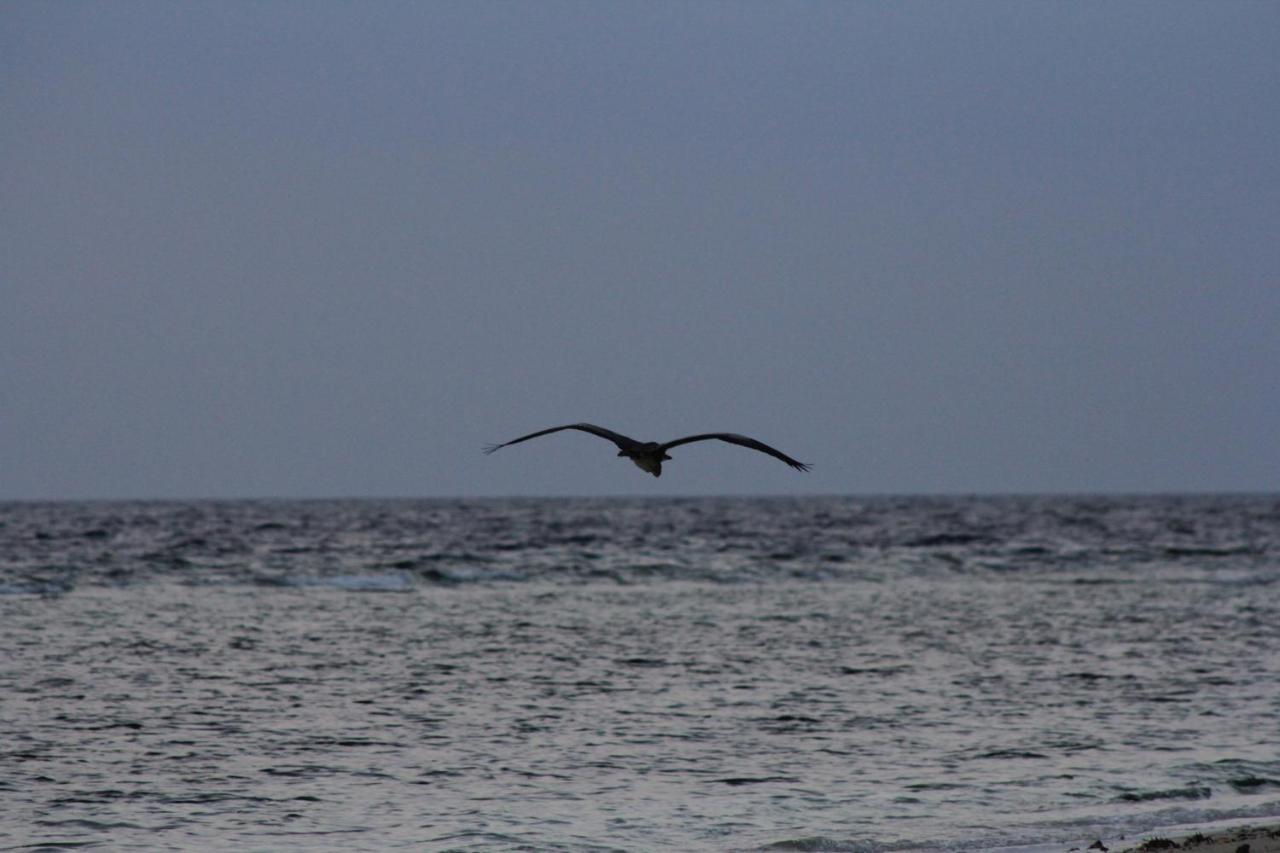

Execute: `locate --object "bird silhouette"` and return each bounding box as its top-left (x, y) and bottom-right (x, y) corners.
top-left (483, 422), bottom-right (809, 478)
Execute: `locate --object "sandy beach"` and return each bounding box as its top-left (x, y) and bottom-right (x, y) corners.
top-left (1098, 822), bottom-right (1280, 853)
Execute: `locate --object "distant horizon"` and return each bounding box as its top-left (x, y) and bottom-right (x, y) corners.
top-left (5, 489), bottom-right (1276, 504)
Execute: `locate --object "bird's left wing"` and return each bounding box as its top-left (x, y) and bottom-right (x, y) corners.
top-left (658, 433), bottom-right (811, 471)
top-left (483, 423), bottom-right (641, 455)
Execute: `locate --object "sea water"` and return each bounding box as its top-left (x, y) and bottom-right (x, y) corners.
top-left (2, 496), bottom-right (1278, 851)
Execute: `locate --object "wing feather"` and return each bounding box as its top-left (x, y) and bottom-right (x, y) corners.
top-left (483, 423), bottom-right (641, 455)
top-left (658, 433), bottom-right (810, 471)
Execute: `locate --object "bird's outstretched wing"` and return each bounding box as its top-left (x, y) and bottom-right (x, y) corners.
top-left (483, 423), bottom-right (642, 455)
top-left (658, 433), bottom-right (811, 471)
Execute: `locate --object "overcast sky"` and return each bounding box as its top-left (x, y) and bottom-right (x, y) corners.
top-left (3, 2), bottom-right (1277, 499)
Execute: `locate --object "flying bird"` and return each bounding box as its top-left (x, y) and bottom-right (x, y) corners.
top-left (483, 422), bottom-right (810, 478)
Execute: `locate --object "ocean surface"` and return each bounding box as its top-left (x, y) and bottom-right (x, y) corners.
top-left (2, 495), bottom-right (1278, 852)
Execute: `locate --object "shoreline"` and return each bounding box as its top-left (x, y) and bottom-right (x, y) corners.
top-left (1094, 821), bottom-right (1280, 853)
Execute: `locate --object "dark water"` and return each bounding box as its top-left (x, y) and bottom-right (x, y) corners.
top-left (2, 496), bottom-right (1278, 851)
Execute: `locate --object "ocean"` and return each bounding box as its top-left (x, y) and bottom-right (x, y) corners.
top-left (2, 495), bottom-right (1278, 851)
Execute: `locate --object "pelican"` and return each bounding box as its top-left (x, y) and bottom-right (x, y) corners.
top-left (483, 422), bottom-right (810, 478)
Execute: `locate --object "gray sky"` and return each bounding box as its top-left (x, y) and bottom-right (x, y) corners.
top-left (3, 2), bottom-right (1277, 499)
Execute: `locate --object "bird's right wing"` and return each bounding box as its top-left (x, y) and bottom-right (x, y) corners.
top-left (483, 423), bottom-right (641, 455)
top-left (658, 432), bottom-right (811, 471)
